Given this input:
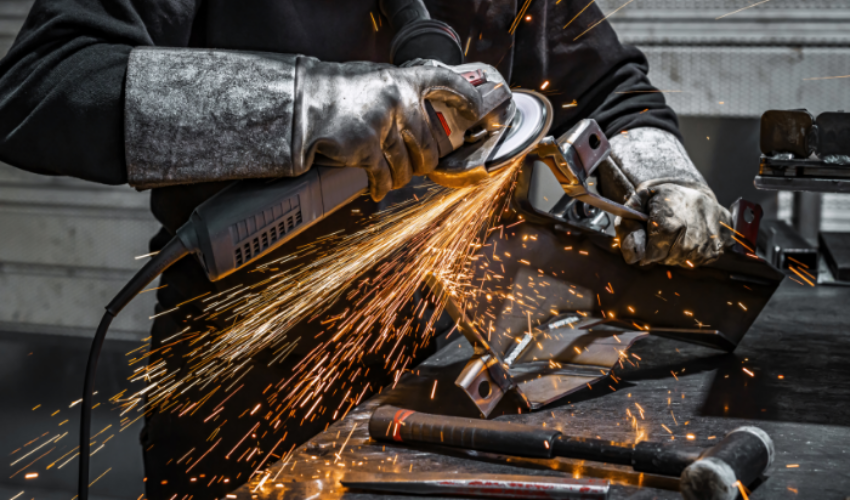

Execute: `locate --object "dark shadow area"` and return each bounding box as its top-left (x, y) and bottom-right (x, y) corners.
top-left (0, 331), bottom-right (145, 500)
top-left (679, 116), bottom-right (776, 216)
top-left (699, 328), bottom-right (850, 426)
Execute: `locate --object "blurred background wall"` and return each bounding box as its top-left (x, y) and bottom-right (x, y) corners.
top-left (0, 0), bottom-right (160, 340)
top-left (0, 0), bottom-right (848, 340)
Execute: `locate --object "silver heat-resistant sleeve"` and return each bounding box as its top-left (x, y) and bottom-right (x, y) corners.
top-left (599, 127), bottom-right (712, 202)
top-left (125, 48), bottom-right (301, 189)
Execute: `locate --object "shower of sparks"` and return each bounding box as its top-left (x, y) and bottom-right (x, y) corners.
top-left (562, 0), bottom-right (597, 30)
top-left (614, 90), bottom-right (688, 94)
top-left (574, 0), bottom-right (635, 41)
top-left (715, 0), bottom-right (772, 20)
top-left (117, 163), bottom-right (520, 444)
top-left (803, 74), bottom-right (850, 81)
top-left (509, 0), bottom-right (534, 34)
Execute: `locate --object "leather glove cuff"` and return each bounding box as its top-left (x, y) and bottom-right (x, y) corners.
top-left (598, 127), bottom-right (715, 210)
top-left (125, 48), bottom-right (300, 189)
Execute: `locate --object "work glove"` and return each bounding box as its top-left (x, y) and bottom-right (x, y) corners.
top-left (296, 58), bottom-right (484, 201)
top-left (125, 49), bottom-right (484, 200)
top-left (597, 127), bottom-right (732, 268)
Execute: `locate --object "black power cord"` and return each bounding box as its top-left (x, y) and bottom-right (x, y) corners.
top-left (78, 237), bottom-right (189, 500)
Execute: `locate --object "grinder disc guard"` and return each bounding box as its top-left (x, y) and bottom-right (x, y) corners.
top-left (428, 90), bottom-right (552, 188)
top-left (486, 90), bottom-right (553, 172)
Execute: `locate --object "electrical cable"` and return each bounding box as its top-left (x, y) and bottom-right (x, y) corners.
top-left (78, 237), bottom-right (190, 500)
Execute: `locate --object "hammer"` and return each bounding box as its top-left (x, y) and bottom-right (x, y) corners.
top-left (370, 406), bottom-right (774, 500)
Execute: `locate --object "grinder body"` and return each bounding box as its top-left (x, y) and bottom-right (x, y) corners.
top-left (177, 64), bottom-right (512, 282)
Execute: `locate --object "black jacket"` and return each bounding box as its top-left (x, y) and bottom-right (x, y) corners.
top-left (0, 0), bottom-right (678, 229)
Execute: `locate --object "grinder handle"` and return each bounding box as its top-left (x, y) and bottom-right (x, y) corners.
top-left (369, 406), bottom-right (561, 459)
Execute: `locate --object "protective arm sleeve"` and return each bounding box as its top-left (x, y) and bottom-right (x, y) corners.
top-left (600, 127), bottom-right (710, 197)
top-left (125, 49), bottom-right (301, 189)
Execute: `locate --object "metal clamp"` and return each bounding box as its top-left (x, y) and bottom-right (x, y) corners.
top-left (535, 120), bottom-right (648, 222)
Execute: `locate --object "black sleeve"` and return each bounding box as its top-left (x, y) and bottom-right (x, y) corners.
top-left (0, 0), bottom-right (203, 184)
top-left (511, 0), bottom-right (681, 141)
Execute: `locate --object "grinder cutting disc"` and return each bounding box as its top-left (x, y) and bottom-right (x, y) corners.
top-left (486, 90), bottom-right (553, 172)
top-left (428, 90), bottom-right (553, 188)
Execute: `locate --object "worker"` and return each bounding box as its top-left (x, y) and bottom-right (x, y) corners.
top-left (0, 1), bottom-right (730, 498)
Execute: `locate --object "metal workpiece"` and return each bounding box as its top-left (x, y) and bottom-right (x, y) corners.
top-left (455, 355), bottom-right (511, 417)
top-left (507, 166), bottom-right (782, 352)
top-left (488, 183), bottom-right (780, 350)
top-left (820, 232), bottom-right (850, 282)
top-left (534, 122), bottom-right (648, 222)
top-left (341, 472), bottom-right (610, 499)
top-left (509, 327), bottom-right (648, 410)
top-left (420, 162), bottom-right (783, 416)
top-left (728, 198), bottom-right (762, 254)
top-left (429, 260), bottom-right (650, 417)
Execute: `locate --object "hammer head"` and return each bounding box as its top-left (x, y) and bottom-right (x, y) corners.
top-left (680, 427), bottom-right (775, 500)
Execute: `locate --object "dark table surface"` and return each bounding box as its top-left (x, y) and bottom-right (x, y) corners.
top-left (234, 280), bottom-right (850, 500)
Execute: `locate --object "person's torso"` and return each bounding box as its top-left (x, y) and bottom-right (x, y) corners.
top-left (201, 0), bottom-right (515, 65)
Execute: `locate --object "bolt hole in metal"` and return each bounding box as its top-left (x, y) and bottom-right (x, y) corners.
top-left (588, 133), bottom-right (601, 150)
top-left (744, 206), bottom-right (756, 223)
top-left (572, 201), bottom-right (599, 220)
top-left (478, 380), bottom-right (492, 399)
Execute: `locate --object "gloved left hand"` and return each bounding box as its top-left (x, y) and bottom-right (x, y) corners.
top-left (597, 127), bottom-right (732, 268)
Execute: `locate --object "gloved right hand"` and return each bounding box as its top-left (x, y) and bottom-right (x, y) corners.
top-left (295, 58), bottom-right (484, 201)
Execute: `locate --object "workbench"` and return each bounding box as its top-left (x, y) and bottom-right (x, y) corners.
top-left (235, 280), bottom-right (850, 500)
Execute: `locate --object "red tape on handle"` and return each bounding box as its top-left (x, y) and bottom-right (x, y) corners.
top-left (392, 409), bottom-right (416, 442)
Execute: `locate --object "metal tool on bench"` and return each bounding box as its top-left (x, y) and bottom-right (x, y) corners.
top-left (370, 406), bottom-right (774, 500)
top-left (342, 472), bottom-right (609, 499)
top-left (755, 109), bottom-right (850, 193)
